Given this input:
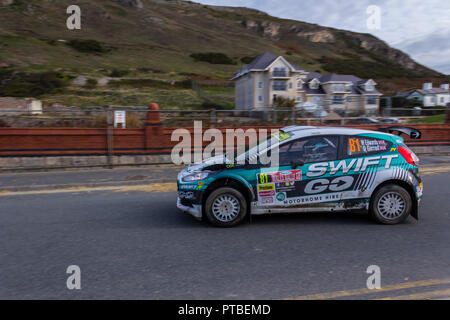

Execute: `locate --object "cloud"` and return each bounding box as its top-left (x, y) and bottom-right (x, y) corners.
top-left (195, 0), bottom-right (450, 74)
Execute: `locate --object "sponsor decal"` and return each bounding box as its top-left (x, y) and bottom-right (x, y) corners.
top-left (307, 155), bottom-right (398, 178)
top-left (276, 192), bottom-right (286, 202)
top-left (179, 184), bottom-right (198, 190)
top-left (275, 181), bottom-right (296, 192)
top-left (195, 181), bottom-right (205, 190)
top-left (259, 191), bottom-right (275, 197)
top-left (348, 137), bottom-right (389, 156)
top-left (258, 170), bottom-right (302, 184)
top-left (178, 191), bottom-right (195, 199)
top-left (304, 176), bottom-right (354, 194)
top-left (261, 197), bottom-right (274, 204)
top-left (272, 131), bottom-right (291, 142)
top-left (283, 193), bottom-right (342, 205)
top-left (258, 184), bottom-right (275, 191)
top-left (258, 184), bottom-right (276, 197)
top-left (416, 182), bottom-right (424, 198)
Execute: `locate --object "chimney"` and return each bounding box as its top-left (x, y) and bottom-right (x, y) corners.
top-left (440, 84), bottom-right (449, 90)
top-left (423, 83), bottom-right (432, 90)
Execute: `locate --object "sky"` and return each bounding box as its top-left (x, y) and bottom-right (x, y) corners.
top-left (195, 0), bottom-right (450, 74)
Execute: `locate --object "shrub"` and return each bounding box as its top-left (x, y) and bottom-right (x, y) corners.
top-left (84, 78), bottom-right (97, 89)
top-left (126, 113), bottom-right (143, 128)
top-left (109, 69), bottom-right (129, 77)
top-left (109, 78), bottom-right (173, 89)
top-left (0, 119), bottom-right (9, 127)
top-left (241, 56), bottom-right (257, 64)
top-left (0, 70), bottom-right (69, 97)
top-left (190, 52), bottom-right (236, 65)
top-left (391, 96), bottom-right (407, 108)
top-left (406, 98), bottom-right (423, 108)
top-left (67, 40), bottom-right (110, 54)
top-left (273, 96), bottom-right (296, 108)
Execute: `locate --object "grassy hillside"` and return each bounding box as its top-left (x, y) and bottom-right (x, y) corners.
top-left (0, 0), bottom-right (446, 108)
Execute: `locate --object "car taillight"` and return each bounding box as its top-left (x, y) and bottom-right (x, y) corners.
top-left (398, 146), bottom-right (419, 166)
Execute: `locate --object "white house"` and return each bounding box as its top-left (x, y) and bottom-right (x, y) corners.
top-left (397, 83), bottom-right (450, 107)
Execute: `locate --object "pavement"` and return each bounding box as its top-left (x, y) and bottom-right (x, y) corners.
top-left (0, 156), bottom-right (449, 193)
top-left (0, 158), bottom-right (449, 299)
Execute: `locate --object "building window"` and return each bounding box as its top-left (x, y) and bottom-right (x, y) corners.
top-left (258, 82), bottom-right (263, 89)
top-left (440, 97), bottom-right (445, 103)
top-left (332, 95), bottom-right (344, 105)
top-left (366, 96), bottom-right (377, 105)
top-left (309, 79), bottom-right (319, 90)
top-left (347, 96), bottom-right (352, 102)
top-left (273, 94), bottom-right (277, 103)
top-left (258, 95), bottom-right (263, 102)
top-left (273, 67), bottom-right (287, 77)
top-left (297, 80), bottom-right (303, 88)
top-left (333, 84), bottom-right (346, 92)
top-left (289, 82), bottom-right (293, 89)
top-left (273, 80), bottom-right (287, 91)
top-left (366, 83), bottom-right (375, 91)
top-left (296, 97), bottom-right (302, 102)
top-left (345, 84), bottom-right (352, 92)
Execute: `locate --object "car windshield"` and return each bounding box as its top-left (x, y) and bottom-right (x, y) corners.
top-left (234, 131), bottom-right (290, 164)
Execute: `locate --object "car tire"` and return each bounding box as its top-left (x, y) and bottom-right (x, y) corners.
top-left (204, 187), bottom-right (247, 227)
top-left (370, 184), bottom-right (412, 225)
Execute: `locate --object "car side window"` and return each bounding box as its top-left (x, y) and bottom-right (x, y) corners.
top-left (278, 136), bottom-right (339, 165)
top-left (345, 136), bottom-right (393, 157)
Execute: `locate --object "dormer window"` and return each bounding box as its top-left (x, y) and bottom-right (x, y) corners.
top-left (309, 78), bottom-right (319, 90)
top-left (345, 84), bottom-right (352, 92)
top-left (365, 80), bottom-right (375, 92)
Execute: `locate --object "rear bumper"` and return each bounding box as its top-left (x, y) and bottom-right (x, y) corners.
top-left (177, 197), bottom-right (202, 219)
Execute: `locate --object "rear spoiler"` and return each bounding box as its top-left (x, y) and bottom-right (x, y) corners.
top-left (378, 126), bottom-right (422, 139)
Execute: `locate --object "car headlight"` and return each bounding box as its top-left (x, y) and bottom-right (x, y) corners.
top-left (181, 171), bottom-right (210, 182)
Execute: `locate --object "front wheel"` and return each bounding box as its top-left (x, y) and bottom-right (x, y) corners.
top-left (370, 184), bottom-right (412, 225)
top-left (204, 187), bottom-right (247, 227)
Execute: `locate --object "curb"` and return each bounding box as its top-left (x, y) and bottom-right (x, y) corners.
top-left (0, 178), bottom-right (175, 193)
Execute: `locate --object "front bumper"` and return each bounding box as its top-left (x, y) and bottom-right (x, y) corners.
top-left (177, 197), bottom-right (202, 219)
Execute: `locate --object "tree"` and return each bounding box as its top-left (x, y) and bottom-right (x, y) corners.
top-left (273, 96), bottom-right (296, 108)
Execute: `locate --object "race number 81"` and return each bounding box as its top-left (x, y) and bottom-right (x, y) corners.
top-left (258, 173), bottom-right (269, 184)
top-left (349, 138), bottom-right (361, 153)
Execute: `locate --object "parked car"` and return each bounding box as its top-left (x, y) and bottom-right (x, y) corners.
top-left (177, 126), bottom-right (423, 227)
top-left (347, 117), bottom-right (380, 124)
top-left (381, 118), bottom-right (402, 124)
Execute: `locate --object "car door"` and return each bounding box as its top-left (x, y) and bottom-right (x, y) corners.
top-left (340, 135), bottom-right (394, 199)
top-left (255, 135), bottom-right (340, 208)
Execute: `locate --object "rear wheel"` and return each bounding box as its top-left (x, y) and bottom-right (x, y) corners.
top-left (370, 184), bottom-right (412, 224)
top-left (204, 187), bottom-right (247, 227)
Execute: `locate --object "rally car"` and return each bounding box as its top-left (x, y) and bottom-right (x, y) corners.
top-left (177, 126), bottom-right (423, 227)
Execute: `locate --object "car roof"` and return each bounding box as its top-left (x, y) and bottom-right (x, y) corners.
top-left (281, 126), bottom-right (396, 141)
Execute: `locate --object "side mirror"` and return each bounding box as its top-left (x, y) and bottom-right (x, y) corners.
top-left (291, 160), bottom-right (305, 169)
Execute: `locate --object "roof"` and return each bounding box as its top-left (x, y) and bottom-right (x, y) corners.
top-left (299, 73), bottom-right (381, 95)
top-left (397, 88), bottom-right (449, 97)
top-left (320, 74), bottom-right (361, 83)
top-left (280, 126), bottom-right (395, 141)
top-left (231, 52), bottom-right (305, 80)
top-left (246, 52), bottom-right (278, 70)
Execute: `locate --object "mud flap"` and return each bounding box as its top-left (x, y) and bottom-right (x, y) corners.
top-left (411, 203), bottom-right (419, 220)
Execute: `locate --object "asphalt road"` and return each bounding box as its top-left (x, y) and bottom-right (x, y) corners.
top-left (0, 171), bottom-right (449, 299)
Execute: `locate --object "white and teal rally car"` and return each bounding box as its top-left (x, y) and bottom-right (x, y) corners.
top-left (177, 126), bottom-right (423, 227)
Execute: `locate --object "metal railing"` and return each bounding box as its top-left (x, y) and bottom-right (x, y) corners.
top-left (0, 105), bottom-right (447, 128)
